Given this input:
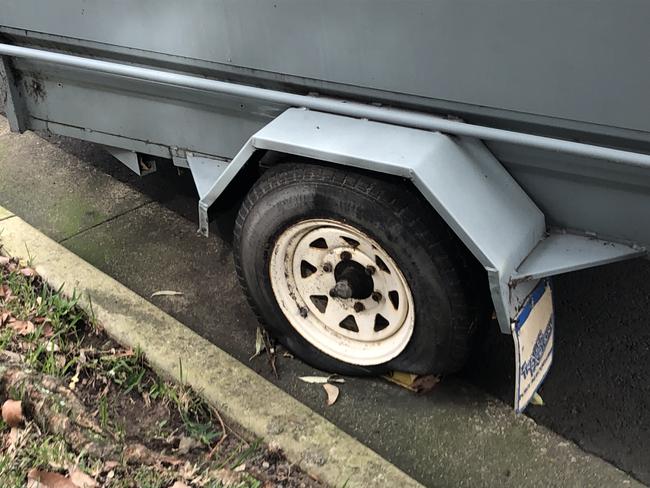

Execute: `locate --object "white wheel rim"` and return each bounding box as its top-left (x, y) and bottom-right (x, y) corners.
top-left (269, 219), bottom-right (415, 365)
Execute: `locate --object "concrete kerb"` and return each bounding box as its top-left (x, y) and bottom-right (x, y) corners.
top-left (0, 208), bottom-right (423, 488)
top-left (0, 206), bottom-right (13, 221)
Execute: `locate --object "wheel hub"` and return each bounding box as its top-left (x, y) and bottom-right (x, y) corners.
top-left (269, 219), bottom-right (415, 365)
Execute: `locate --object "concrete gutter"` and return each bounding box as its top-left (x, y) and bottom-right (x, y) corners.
top-left (0, 208), bottom-right (423, 488)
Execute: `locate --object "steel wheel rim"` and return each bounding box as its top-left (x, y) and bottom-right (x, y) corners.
top-left (269, 219), bottom-right (415, 365)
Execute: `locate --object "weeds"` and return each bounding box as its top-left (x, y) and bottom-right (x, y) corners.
top-left (0, 253), bottom-right (319, 487)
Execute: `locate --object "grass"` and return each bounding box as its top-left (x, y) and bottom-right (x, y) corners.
top-left (0, 252), bottom-right (320, 488)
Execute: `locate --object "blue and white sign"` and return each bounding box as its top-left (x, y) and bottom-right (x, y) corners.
top-left (513, 279), bottom-right (554, 413)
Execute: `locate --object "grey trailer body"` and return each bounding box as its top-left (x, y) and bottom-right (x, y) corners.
top-left (1, 1), bottom-right (649, 410)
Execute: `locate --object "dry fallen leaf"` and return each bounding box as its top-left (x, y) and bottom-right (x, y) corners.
top-left (151, 290), bottom-right (184, 298)
top-left (213, 468), bottom-right (242, 487)
top-left (323, 383), bottom-right (340, 406)
top-left (411, 374), bottom-right (440, 394)
top-left (177, 435), bottom-right (202, 455)
top-left (0, 256), bottom-right (10, 266)
top-left (68, 470), bottom-right (97, 488)
top-left (8, 319), bottom-right (35, 335)
top-left (103, 461), bottom-right (119, 471)
top-left (27, 469), bottom-right (77, 488)
top-left (0, 284), bottom-right (11, 299)
top-left (298, 375), bottom-right (345, 384)
top-left (68, 364), bottom-right (81, 391)
top-left (383, 372), bottom-right (440, 393)
top-left (0, 311), bottom-right (11, 326)
top-left (249, 327), bottom-right (266, 361)
top-left (530, 392), bottom-right (545, 406)
top-left (169, 483), bottom-right (191, 488)
top-left (20, 267), bottom-right (37, 277)
top-left (2, 399), bottom-right (24, 427)
top-left (42, 322), bottom-right (54, 338)
top-left (6, 427), bottom-right (22, 450)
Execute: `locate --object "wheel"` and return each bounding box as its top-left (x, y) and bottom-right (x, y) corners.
top-left (234, 163), bottom-right (481, 375)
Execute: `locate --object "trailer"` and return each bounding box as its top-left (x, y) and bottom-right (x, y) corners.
top-left (1, 1), bottom-right (649, 412)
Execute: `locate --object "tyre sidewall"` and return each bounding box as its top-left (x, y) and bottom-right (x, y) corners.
top-left (238, 171), bottom-right (457, 375)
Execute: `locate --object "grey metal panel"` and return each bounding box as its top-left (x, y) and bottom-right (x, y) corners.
top-left (2, 0), bottom-right (650, 138)
top-left (495, 142), bottom-right (650, 248)
top-left (105, 146), bottom-right (141, 175)
top-left (13, 58), bottom-right (276, 158)
top-left (186, 153), bottom-right (229, 199)
top-left (511, 233), bottom-right (645, 282)
top-left (5, 46), bottom-right (650, 171)
top-left (28, 119), bottom-right (173, 159)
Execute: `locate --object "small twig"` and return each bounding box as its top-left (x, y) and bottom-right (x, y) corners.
top-left (207, 407), bottom-right (228, 459)
top-left (261, 332), bottom-right (279, 379)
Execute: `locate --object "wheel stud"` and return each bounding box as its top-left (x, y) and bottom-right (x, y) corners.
top-left (340, 251), bottom-right (352, 261)
top-left (371, 291), bottom-right (382, 302)
top-left (354, 302), bottom-right (365, 312)
top-left (365, 265), bottom-right (376, 275)
top-left (299, 306), bottom-right (308, 318)
top-left (323, 262), bottom-right (333, 273)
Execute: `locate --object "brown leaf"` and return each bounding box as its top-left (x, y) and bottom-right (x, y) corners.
top-left (212, 469), bottom-right (242, 487)
top-left (169, 483), bottom-right (191, 488)
top-left (6, 427), bottom-right (21, 449)
top-left (177, 435), bottom-right (202, 455)
top-left (8, 319), bottom-right (35, 335)
top-left (0, 284), bottom-right (11, 299)
top-left (101, 461), bottom-right (119, 472)
top-left (68, 469), bottom-right (97, 488)
top-left (2, 399), bottom-right (24, 427)
top-left (0, 256), bottom-right (10, 265)
top-left (27, 469), bottom-right (77, 488)
top-left (411, 374), bottom-right (440, 393)
top-left (20, 267), bottom-right (37, 277)
top-left (323, 384), bottom-right (340, 406)
top-left (42, 322), bottom-right (54, 337)
top-left (0, 311), bottom-right (11, 326)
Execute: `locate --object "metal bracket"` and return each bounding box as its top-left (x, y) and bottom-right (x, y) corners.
top-left (186, 153), bottom-right (230, 236)
top-left (106, 146), bottom-right (157, 176)
top-left (0, 55), bottom-right (27, 132)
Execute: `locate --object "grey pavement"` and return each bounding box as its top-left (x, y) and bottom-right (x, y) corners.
top-left (0, 116), bottom-right (647, 487)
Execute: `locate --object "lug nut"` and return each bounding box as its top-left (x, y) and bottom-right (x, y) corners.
top-left (323, 262), bottom-right (333, 273)
top-left (299, 307), bottom-right (308, 318)
top-left (365, 265), bottom-right (376, 275)
top-left (340, 251), bottom-right (352, 261)
top-left (371, 291), bottom-right (382, 302)
top-left (353, 302), bottom-right (365, 312)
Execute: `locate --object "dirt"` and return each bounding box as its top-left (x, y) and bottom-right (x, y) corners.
top-left (0, 252), bottom-right (326, 488)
